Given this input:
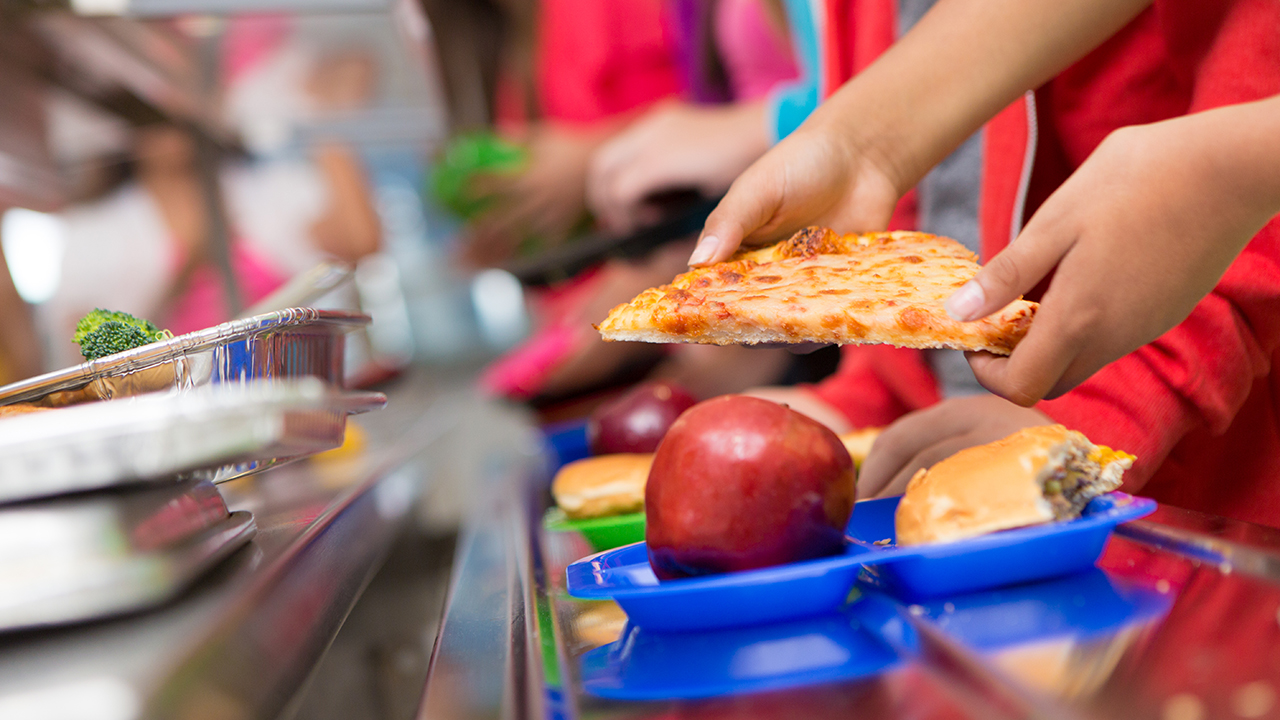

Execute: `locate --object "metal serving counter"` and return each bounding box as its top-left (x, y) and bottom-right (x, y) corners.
top-left (421, 424), bottom-right (1280, 720)
top-left (0, 372), bottom-right (464, 720)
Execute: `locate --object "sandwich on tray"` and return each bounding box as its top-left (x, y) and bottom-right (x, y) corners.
top-left (895, 425), bottom-right (1134, 546)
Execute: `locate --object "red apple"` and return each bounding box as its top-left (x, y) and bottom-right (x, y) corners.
top-left (587, 380), bottom-right (698, 454)
top-left (646, 395), bottom-right (856, 580)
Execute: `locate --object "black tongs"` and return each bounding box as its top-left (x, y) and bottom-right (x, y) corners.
top-left (505, 191), bottom-right (721, 286)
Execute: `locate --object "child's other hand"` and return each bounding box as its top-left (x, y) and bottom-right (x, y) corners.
top-left (858, 395), bottom-right (1050, 498)
top-left (949, 101), bottom-right (1280, 406)
top-left (689, 115), bottom-right (903, 266)
top-left (588, 101), bottom-right (772, 235)
top-left (466, 125), bottom-right (601, 265)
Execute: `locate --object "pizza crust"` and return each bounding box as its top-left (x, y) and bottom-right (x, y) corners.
top-left (597, 227), bottom-right (1037, 355)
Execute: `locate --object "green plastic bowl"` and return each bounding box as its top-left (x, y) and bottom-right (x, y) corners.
top-left (544, 508), bottom-right (646, 553)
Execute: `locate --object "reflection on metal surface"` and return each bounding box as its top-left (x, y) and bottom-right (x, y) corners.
top-left (1073, 537), bottom-right (1280, 719)
top-left (0, 479), bottom-right (254, 632)
top-left (853, 568), bottom-right (1172, 715)
top-left (562, 601), bottom-right (628, 653)
top-left (0, 677), bottom-right (139, 720)
top-left (987, 631), bottom-right (1138, 701)
top-left (419, 432), bottom-right (552, 720)
top-left (1117, 505), bottom-right (1280, 582)
top-left (579, 614), bottom-right (899, 701)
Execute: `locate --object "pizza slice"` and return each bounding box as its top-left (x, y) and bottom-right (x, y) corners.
top-left (596, 227), bottom-right (1037, 355)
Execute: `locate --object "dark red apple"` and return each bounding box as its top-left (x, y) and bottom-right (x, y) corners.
top-left (645, 395), bottom-right (855, 580)
top-left (587, 380), bottom-right (698, 454)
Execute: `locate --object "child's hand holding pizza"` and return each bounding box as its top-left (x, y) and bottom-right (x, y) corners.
top-left (689, 114), bottom-right (904, 266)
top-left (953, 96), bottom-right (1280, 405)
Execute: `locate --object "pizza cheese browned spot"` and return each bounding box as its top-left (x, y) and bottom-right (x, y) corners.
top-left (596, 227), bottom-right (1037, 355)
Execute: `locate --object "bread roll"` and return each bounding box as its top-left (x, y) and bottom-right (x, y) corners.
top-left (552, 454), bottom-right (652, 520)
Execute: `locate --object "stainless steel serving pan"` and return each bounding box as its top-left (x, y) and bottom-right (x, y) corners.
top-left (0, 308), bottom-right (369, 407)
top-left (0, 379), bottom-right (386, 504)
top-left (0, 479), bottom-right (254, 632)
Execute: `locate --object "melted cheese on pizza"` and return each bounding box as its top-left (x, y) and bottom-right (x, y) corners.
top-left (596, 227), bottom-right (1037, 355)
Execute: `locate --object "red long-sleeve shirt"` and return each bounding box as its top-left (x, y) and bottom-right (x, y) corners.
top-left (811, 0), bottom-right (1280, 527)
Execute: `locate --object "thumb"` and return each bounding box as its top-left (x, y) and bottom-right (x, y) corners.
top-left (945, 219), bottom-right (1074, 322)
top-left (965, 295), bottom-right (1080, 407)
top-left (689, 169), bottom-right (783, 266)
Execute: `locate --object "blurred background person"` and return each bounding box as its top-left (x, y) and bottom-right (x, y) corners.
top-left (433, 0), bottom-right (842, 406)
top-left (587, 0), bottom-right (797, 234)
top-left (42, 34), bottom-right (383, 368)
top-left (457, 0), bottom-right (682, 266)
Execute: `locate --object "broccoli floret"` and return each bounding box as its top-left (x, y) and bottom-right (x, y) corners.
top-left (73, 309), bottom-right (171, 360)
top-left (78, 321), bottom-right (152, 360)
top-left (73, 308), bottom-right (163, 345)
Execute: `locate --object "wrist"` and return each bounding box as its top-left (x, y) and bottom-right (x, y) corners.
top-left (1218, 97), bottom-right (1280, 212)
top-left (800, 103), bottom-right (921, 203)
top-left (1182, 98), bottom-right (1280, 237)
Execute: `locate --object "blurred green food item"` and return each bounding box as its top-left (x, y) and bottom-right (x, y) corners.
top-left (74, 308), bottom-right (172, 361)
top-left (431, 132), bottom-right (528, 220)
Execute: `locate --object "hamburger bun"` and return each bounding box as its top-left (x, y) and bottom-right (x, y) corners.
top-left (551, 453), bottom-right (652, 520)
top-left (895, 425), bottom-right (1133, 546)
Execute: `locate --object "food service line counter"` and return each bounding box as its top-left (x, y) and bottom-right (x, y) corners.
top-left (421, 415), bottom-right (1280, 720)
top-left (0, 371), bottom-right (466, 720)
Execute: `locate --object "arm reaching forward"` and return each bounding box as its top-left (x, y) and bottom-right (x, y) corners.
top-left (691, 0), bottom-right (1153, 265)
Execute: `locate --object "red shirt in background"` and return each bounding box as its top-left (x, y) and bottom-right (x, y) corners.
top-left (495, 0), bottom-right (682, 126)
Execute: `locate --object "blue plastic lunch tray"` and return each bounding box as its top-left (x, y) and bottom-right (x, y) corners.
top-left (578, 566), bottom-right (1172, 700)
top-left (542, 419), bottom-right (591, 473)
top-left (566, 492), bottom-right (1156, 631)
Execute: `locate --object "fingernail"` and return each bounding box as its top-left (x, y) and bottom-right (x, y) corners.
top-left (945, 281), bottom-right (985, 321)
top-left (688, 235), bottom-right (719, 266)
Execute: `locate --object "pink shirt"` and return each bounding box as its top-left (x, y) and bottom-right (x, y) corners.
top-left (714, 0), bottom-right (798, 100)
top-left (164, 242), bottom-right (286, 336)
